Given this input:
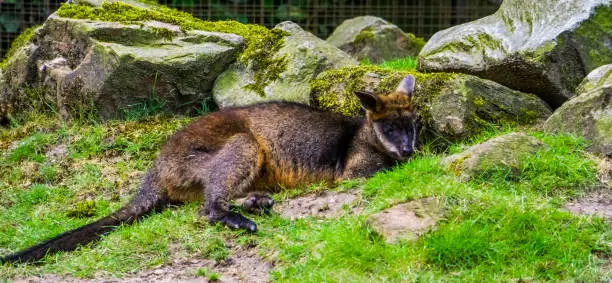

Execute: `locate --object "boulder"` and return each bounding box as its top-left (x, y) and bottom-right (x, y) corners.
top-left (576, 64), bottom-right (612, 94)
top-left (326, 16), bottom-right (424, 64)
top-left (311, 66), bottom-right (552, 142)
top-left (544, 64), bottom-right (612, 156)
top-left (366, 197), bottom-right (443, 244)
top-left (441, 132), bottom-right (547, 180)
top-left (418, 0), bottom-right (612, 108)
top-left (0, 1), bottom-right (265, 119)
top-left (213, 21), bottom-right (358, 109)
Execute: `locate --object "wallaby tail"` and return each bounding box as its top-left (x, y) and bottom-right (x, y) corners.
top-left (1, 171), bottom-right (167, 264)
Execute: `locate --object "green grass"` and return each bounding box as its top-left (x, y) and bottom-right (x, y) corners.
top-left (0, 114), bottom-right (610, 281)
top-left (361, 56), bottom-right (418, 70)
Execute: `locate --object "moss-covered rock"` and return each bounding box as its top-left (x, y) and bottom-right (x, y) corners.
top-left (326, 16), bottom-right (424, 64)
top-left (544, 64), bottom-right (612, 156)
top-left (418, 0), bottom-right (612, 108)
top-left (311, 66), bottom-right (551, 143)
top-left (0, 0), bottom-right (285, 120)
top-left (366, 197), bottom-right (442, 244)
top-left (213, 21), bottom-right (358, 108)
top-left (441, 132), bottom-right (547, 180)
top-left (576, 64), bottom-right (612, 94)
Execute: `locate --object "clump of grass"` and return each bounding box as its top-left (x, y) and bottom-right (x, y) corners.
top-left (194, 267), bottom-right (220, 281)
top-left (360, 56), bottom-right (418, 70)
top-left (379, 57), bottom-right (418, 70)
top-left (425, 203), bottom-right (608, 280)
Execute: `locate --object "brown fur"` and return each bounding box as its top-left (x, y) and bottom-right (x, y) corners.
top-left (1, 76), bottom-right (417, 264)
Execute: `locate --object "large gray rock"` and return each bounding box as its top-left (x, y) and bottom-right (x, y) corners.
top-left (213, 21), bottom-right (358, 109)
top-left (0, 1), bottom-right (244, 119)
top-left (326, 16), bottom-right (424, 64)
top-left (311, 67), bottom-right (552, 141)
top-left (544, 64), bottom-right (612, 156)
top-left (418, 0), bottom-right (612, 108)
top-left (441, 132), bottom-right (547, 180)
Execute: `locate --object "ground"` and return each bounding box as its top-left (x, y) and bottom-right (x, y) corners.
top-left (1, 57), bottom-right (610, 282)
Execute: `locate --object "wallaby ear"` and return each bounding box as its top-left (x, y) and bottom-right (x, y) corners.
top-left (354, 90), bottom-right (380, 112)
top-left (396, 75), bottom-right (415, 98)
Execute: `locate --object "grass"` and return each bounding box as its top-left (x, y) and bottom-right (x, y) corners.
top-left (1, 32), bottom-right (606, 278)
top-left (0, 112), bottom-right (610, 281)
top-left (361, 56), bottom-right (418, 70)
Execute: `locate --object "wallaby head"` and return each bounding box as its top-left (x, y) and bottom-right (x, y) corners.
top-left (355, 75), bottom-right (417, 161)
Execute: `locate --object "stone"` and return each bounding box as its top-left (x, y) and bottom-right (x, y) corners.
top-left (544, 64), bottom-right (612, 156)
top-left (418, 0), bottom-right (612, 108)
top-left (441, 132), bottom-right (547, 180)
top-left (0, 0), bottom-right (245, 119)
top-left (366, 197), bottom-right (443, 244)
top-left (213, 21), bottom-right (358, 109)
top-left (311, 66), bottom-right (552, 141)
top-left (326, 16), bottom-right (424, 64)
top-left (576, 64), bottom-right (612, 94)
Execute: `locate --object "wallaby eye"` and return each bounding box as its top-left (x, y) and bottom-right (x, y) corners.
top-left (384, 125), bottom-right (394, 135)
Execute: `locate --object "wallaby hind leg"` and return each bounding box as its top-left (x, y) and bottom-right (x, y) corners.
top-left (197, 134), bottom-right (263, 232)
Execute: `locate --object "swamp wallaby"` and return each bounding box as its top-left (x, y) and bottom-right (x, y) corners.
top-left (1, 75), bottom-right (418, 264)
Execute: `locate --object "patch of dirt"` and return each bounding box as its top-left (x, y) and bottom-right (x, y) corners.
top-left (564, 187), bottom-right (612, 221)
top-left (13, 246), bottom-right (271, 283)
top-left (274, 190), bottom-right (362, 220)
top-left (45, 143), bottom-right (69, 163)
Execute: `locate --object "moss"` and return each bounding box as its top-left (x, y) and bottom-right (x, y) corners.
top-left (67, 199), bottom-right (97, 218)
top-left (476, 33), bottom-right (502, 50)
top-left (522, 40), bottom-right (555, 65)
top-left (448, 153), bottom-right (472, 176)
top-left (354, 27), bottom-right (375, 46)
top-left (55, 1), bottom-right (288, 95)
top-left (405, 32), bottom-right (426, 52)
top-left (148, 26), bottom-right (175, 42)
top-left (473, 96), bottom-right (485, 108)
top-left (241, 28), bottom-right (289, 97)
top-left (310, 65), bottom-right (456, 117)
top-left (573, 5), bottom-right (612, 70)
top-left (0, 25), bottom-right (40, 69)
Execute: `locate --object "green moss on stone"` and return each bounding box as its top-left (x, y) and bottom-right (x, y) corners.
top-left (148, 26), bottom-right (175, 42)
top-left (354, 27), bottom-right (375, 46)
top-left (573, 5), bottom-right (612, 70)
top-left (55, 1), bottom-right (288, 95)
top-left (241, 28), bottom-right (289, 97)
top-left (0, 25), bottom-right (40, 69)
top-left (310, 65), bottom-right (456, 117)
top-left (476, 33), bottom-right (503, 50)
top-left (473, 96), bottom-right (485, 108)
top-left (405, 32), bottom-right (426, 52)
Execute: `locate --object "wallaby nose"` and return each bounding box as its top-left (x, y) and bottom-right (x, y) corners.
top-left (401, 146), bottom-right (414, 157)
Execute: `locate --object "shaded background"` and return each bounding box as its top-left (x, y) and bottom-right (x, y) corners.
top-left (0, 0), bottom-right (501, 58)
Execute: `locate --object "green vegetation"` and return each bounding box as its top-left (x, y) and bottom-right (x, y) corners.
top-left (0, 111), bottom-right (609, 281)
top-left (311, 64), bottom-right (455, 117)
top-left (0, 25), bottom-right (39, 69)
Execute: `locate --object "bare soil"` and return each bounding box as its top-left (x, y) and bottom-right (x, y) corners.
top-left (564, 157), bottom-right (612, 221)
top-left (13, 245), bottom-right (272, 283)
top-left (564, 187), bottom-right (612, 221)
top-left (274, 190), bottom-right (363, 220)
